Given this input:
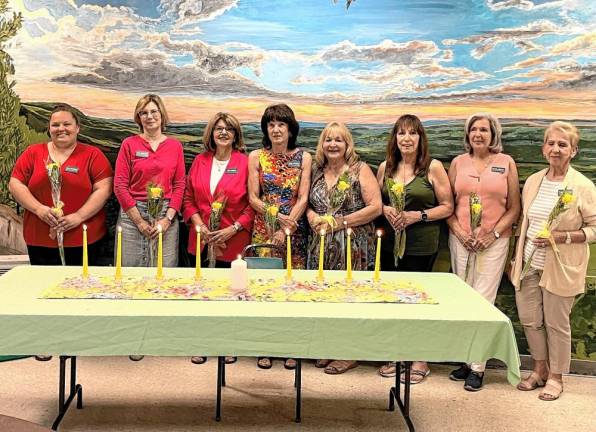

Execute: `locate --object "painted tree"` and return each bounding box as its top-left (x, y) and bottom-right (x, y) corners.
top-left (0, 0), bottom-right (23, 208)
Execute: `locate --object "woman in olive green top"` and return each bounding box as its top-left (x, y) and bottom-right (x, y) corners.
top-left (375, 114), bottom-right (453, 381)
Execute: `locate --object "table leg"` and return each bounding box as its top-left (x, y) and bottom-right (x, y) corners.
top-left (294, 359), bottom-right (301, 423)
top-left (51, 356), bottom-right (83, 431)
top-left (215, 356), bottom-right (224, 422)
top-left (388, 361), bottom-right (415, 432)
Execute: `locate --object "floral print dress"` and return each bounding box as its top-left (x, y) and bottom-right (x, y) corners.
top-left (252, 149), bottom-right (308, 269)
top-left (307, 162), bottom-right (375, 271)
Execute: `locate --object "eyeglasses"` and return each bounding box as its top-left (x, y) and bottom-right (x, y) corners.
top-left (215, 126), bottom-right (235, 134)
top-left (139, 109), bottom-right (161, 118)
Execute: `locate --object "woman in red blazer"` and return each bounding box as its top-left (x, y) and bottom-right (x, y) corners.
top-left (183, 112), bottom-right (254, 268)
top-left (183, 112), bottom-right (254, 365)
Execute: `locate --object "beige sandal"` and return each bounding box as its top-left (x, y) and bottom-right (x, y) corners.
top-left (539, 379), bottom-right (563, 401)
top-left (517, 372), bottom-right (546, 391)
top-left (324, 360), bottom-right (358, 375)
top-left (400, 368), bottom-right (430, 384)
top-left (379, 362), bottom-right (397, 378)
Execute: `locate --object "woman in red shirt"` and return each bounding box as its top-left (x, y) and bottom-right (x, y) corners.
top-left (10, 104), bottom-right (113, 265)
top-left (113, 94), bottom-right (186, 268)
top-left (183, 112), bottom-right (254, 365)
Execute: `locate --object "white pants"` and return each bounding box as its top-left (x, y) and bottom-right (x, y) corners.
top-left (449, 233), bottom-right (509, 372)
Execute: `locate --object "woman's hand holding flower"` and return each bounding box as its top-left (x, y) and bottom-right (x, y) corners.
top-left (278, 213), bottom-right (297, 233)
top-left (57, 212), bottom-right (83, 233)
top-left (36, 205), bottom-right (59, 227)
top-left (474, 231), bottom-right (497, 251)
top-left (210, 226), bottom-right (236, 245)
top-left (137, 219), bottom-right (157, 239)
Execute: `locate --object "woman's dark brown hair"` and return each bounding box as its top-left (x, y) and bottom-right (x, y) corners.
top-left (50, 104), bottom-right (81, 126)
top-left (260, 103), bottom-right (300, 150)
top-left (385, 114), bottom-right (430, 177)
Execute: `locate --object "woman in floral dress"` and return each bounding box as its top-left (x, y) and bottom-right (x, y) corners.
top-left (248, 104), bottom-right (312, 369)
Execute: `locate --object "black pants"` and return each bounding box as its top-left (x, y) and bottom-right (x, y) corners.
top-left (381, 251), bottom-right (437, 272)
top-left (27, 238), bottom-right (104, 266)
top-left (188, 248), bottom-right (231, 269)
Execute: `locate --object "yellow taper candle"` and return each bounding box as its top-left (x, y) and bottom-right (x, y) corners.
top-left (318, 229), bottom-right (325, 282)
top-left (195, 225), bottom-right (201, 280)
top-left (374, 230), bottom-right (382, 282)
top-left (115, 225), bottom-right (122, 280)
top-left (82, 224), bottom-right (88, 278)
top-left (157, 224), bottom-right (163, 280)
top-left (346, 227), bottom-right (352, 283)
top-left (285, 228), bottom-right (292, 281)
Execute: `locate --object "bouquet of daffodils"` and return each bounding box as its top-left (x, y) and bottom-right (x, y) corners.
top-left (320, 170), bottom-right (351, 233)
top-left (146, 182), bottom-right (164, 266)
top-left (520, 188), bottom-right (574, 280)
top-left (264, 202), bottom-right (280, 240)
top-left (386, 177), bottom-right (406, 266)
top-left (464, 192), bottom-right (482, 281)
top-left (208, 193), bottom-right (228, 267)
top-left (46, 158), bottom-right (65, 265)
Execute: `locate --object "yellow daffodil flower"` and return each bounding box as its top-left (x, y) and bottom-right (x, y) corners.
top-left (149, 187), bottom-right (162, 199)
top-left (391, 182), bottom-right (404, 194)
top-left (337, 180), bottom-right (350, 192)
top-left (561, 192), bottom-right (574, 205)
top-left (536, 222), bottom-right (551, 239)
top-left (212, 202), bottom-right (223, 211)
top-left (268, 205), bottom-right (279, 217)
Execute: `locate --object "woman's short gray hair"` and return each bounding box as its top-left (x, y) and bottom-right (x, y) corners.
top-left (463, 113), bottom-right (503, 154)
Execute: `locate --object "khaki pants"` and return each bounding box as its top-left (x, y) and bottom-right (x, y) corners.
top-left (449, 233), bottom-right (509, 372)
top-left (515, 270), bottom-right (575, 374)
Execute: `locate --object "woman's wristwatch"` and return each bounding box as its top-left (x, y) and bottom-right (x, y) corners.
top-left (232, 222), bottom-right (243, 232)
top-left (565, 231), bottom-right (572, 244)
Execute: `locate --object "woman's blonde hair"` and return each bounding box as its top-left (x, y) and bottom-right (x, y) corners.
top-left (133, 94), bottom-right (169, 132)
top-left (315, 122), bottom-right (359, 167)
top-left (544, 121), bottom-right (580, 149)
top-left (202, 112), bottom-right (245, 153)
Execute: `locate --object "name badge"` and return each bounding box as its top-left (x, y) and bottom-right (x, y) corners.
top-left (558, 188), bottom-right (573, 196)
top-left (491, 166), bottom-right (505, 174)
top-left (65, 166), bottom-right (79, 174)
top-left (288, 160), bottom-right (301, 168)
top-left (135, 150), bottom-right (149, 158)
top-left (225, 168), bottom-right (238, 174)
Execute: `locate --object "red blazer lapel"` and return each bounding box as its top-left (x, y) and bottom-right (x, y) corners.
top-left (200, 152), bottom-right (214, 201)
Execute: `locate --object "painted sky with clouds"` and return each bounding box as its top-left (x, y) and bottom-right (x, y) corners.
top-left (7, 0), bottom-right (596, 122)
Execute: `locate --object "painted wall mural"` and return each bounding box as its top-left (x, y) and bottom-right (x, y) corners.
top-left (1, 0), bottom-right (595, 362)
top-left (7, 0), bottom-right (596, 122)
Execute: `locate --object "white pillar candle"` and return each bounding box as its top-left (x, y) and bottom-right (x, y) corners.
top-left (231, 255), bottom-right (248, 291)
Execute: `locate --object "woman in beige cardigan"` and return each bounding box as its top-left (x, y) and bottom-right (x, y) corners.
top-left (510, 121), bottom-right (596, 401)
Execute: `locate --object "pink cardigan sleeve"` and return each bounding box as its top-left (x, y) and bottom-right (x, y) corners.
top-left (167, 143), bottom-right (186, 212)
top-left (113, 139), bottom-right (136, 211)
